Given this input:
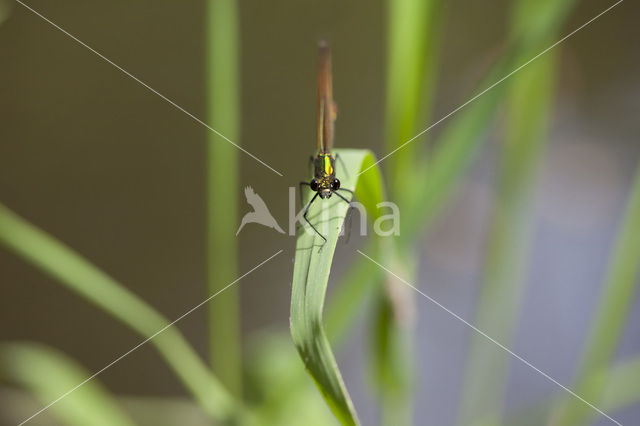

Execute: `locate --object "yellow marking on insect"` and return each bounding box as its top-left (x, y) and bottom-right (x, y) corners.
top-left (324, 155), bottom-right (333, 175)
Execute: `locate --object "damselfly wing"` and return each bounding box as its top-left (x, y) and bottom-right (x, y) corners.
top-left (299, 41), bottom-right (354, 247)
top-left (317, 41), bottom-right (337, 154)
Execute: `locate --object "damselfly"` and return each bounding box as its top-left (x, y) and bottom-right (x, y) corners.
top-left (299, 41), bottom-right (353, 246)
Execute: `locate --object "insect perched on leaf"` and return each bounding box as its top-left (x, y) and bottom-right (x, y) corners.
top-left (299, 41), bottom-right (354, 247)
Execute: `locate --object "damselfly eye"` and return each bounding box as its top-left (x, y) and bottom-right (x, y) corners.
top-left (331, 178), bottom-right (340, 190)
top-left (310, 179), bottom-right (319, 191)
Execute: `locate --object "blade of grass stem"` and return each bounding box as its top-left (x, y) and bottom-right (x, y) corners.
top-left (0, 203), bottom-right (237, 422)
top-left (456, 47), bottom-right (558, 425)
top-left (456, 1), bottom-right (573, 420)
top-left (457, 2), bottom-right (579, 422)
top-left (205, 0), bottom-right (242, 396)
top-left (402, 0), bottom-right (576, 244)
top-left (0, 342), bottom-right (135, 426)
top-left (495, 356), bottom-right (640, 426)
top-left (325, 252), bottom-right (382, 343)
top-left (370, 245), bottom-right (417, 426)
top-left (384, 0), bottom-right (442, 193)
top-left (290, 149), bottom-right (385, 425)
top-left (600, 356), bottom-right (640, 413)
top-left (554, 162), bottom-right (640, 424)
top-left (326, 0), bottom-right (576, 356)
top-left (377, 1), bottom-right (442, 422)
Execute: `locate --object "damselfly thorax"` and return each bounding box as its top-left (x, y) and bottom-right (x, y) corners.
top-left (310, 153), bottom-right (340, 199)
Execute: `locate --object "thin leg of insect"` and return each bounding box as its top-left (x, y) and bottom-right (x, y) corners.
top-left (333, 190), bottom-right (351, 204)
top-left (341, 202), bottom-right (355, 243)
top-left (337, 187), bottom-right (354, 196)
top-left (333, 190), bottom-right (354, 243)
top-left (302, 192), bottom-right (327, 248)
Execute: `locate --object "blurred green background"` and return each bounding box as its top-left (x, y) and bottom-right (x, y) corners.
top-left (0, 0), bottom-right (639, 425)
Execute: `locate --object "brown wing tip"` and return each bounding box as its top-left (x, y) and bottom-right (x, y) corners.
top-left (318, 39), bottom-right (329, 54)
top-left (318, 40), bottom-right (331, 76)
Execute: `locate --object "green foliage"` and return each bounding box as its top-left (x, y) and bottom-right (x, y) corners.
top-left (385, 0), bottom-right (441, 192)
top-left (0, 203), bottom-right (237, 422)
top-left (457, 0), bottom-right (563, 421)
top-left (246, 332), bottom-right (339, 426)
top-left (0, 342), bottom-right (135, 426)
top-left (2, 1), bottom-right (638, 425)
top-left (372, 1), bottom-right (443, 424)
top-left (205, 0), bottom-right (242, 396)
top-left (369, 248), bottom-right (417, 426)
top-left (602, 356), bottom-right (640, 412)
top-left (554, 163), bottom-right (640, 424)
top-left (501, 356), bottom-right (640, 426)
top-left (290, 149), bottom-right (385, 425)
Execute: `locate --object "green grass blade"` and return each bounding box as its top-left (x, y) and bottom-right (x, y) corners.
top-left (205, 0), bottom-right (242, 395)
top-left (245, 250), bottom-right (382, 425)
top-left (456, 48), bottom-right (557, 426)
top-left (384, 0), bottom-right (441, 191)
top-left (0, 342), bottom-right (135, 426)
top-left (246, 333), bottom-right (339, 426)
top-left (402, 0), bottom-right (575, 243)
top-left (378, 1), bottom-right (443, 423)
top-left (325, 252), bottom-right (381, 343)
top-left (601, 357), bottom-right (640, 412)
top-left (370, 245), bottom-right (417, 426)
top-left (498, 356), bottom-right (640, 426)
top-left (291, 149), bottom-right (385, 426)
top-left (323, 0), bottom-right (577, 362)
top-left (457, 1), bottom-right (581, 422)
top-left (0, 203), bottom-right (237, 422)
top-left (554, 162), bottom-right (640, 424)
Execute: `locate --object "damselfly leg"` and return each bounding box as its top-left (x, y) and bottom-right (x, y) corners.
top-left (299, 182), bottom-right (352, 248)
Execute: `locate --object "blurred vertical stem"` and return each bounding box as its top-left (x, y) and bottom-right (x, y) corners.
top-left (205, 0), bottom-right (242, 396)
top-left (372, 0), bottom-right (441, 424)
top-left (456, 1), bottom-right (562, 422)
top-left (385, 0), bottom-right (440, 196)
top-left (554, 164), bottom-right (640, 424)
top-left (370, 245), bottom-right (417, 426)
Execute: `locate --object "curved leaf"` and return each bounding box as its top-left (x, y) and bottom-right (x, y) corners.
top-left (0, 203), bottom-right (237, 422)
top-left (0, 342), bottom-right (134, 426)
top-left (290, 149), bottom-right (385, 425)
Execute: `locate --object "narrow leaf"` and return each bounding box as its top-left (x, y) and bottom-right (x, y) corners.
top-left (205, 0), bottom-right (242, 394)
top-left (0, 342), bottom-right (134, 426)
top-left (554, 161), bottom-right (640, 424)
top-left (498, 356), bottom-right (640, 426)
top-left (290, 149), bottom-right (385, 425)
top-left (0, 203), bottom-right (237, 422)
top-left (457, 36), bottom-right (558, 426)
